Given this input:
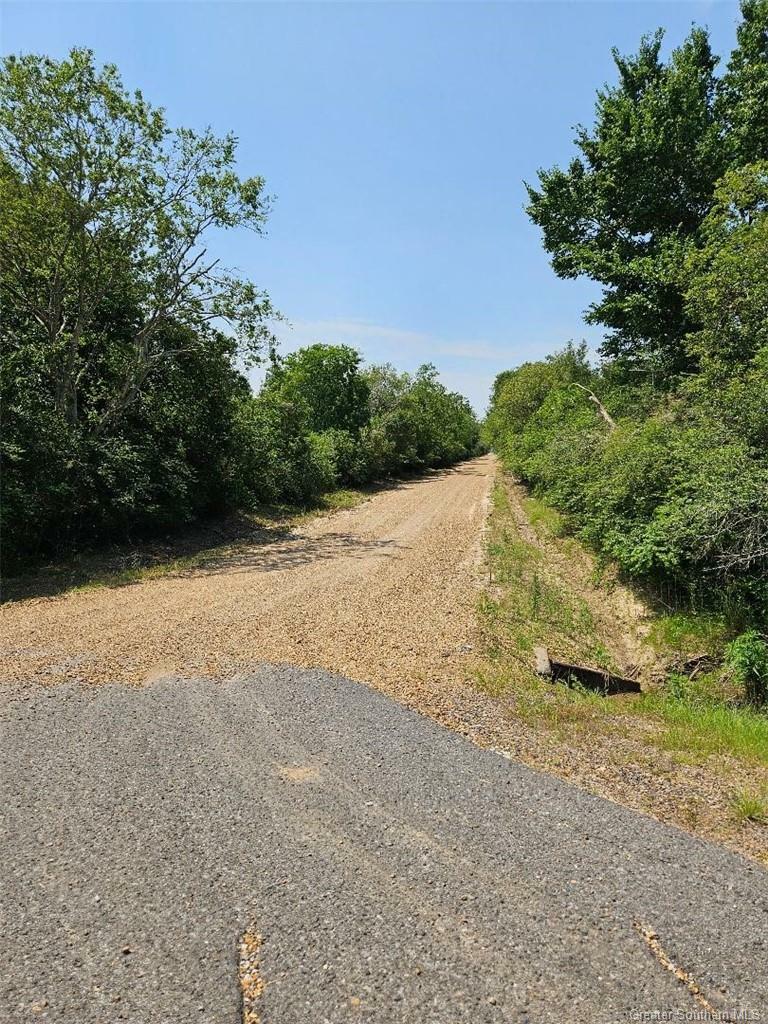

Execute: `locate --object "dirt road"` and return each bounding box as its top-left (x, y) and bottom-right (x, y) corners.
top-left (1, 458), bottom-right (494, 706)
top-left (5, 456), bottom-right (767, 865)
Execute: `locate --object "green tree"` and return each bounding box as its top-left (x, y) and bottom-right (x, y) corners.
top-left (526, 1), bottom-right (768, 381)
top-left (718, 0), bottom-right (768, 165)
top-left (0, 49), bottom-right (484, 571)
top-left (685, 162), bottom-right (768, 368)
top-left (363, 363), bottom-right (411, 418)
top-left (233, 388), bottom-right (334, 506)
top-left (263, 343), bottom-right (371, 434)
top-left (483, 343), bottom-right (591, 450)
top-left (0, 48), bottom-right (274, 568)
top-left (526, 27), bottom-right (723, 377)
top-left (0, 48), bottom-right (273, 434)
top-left (396, 364), bottom-right (480, 468)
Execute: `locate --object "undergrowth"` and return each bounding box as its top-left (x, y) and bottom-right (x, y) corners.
top-left (479, 476), bottom-right (768, 769)
top-left (730, 789), bottom-right (768, 824)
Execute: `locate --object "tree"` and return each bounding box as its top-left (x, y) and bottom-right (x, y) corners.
top-left (363, 363), bottom-right (411, 418)
top-left (525, 27), bottom-right (723, 378)
top-left (263, 343), bottom-right (370, 434)
top-left (685, 161), bottom-right (768, 368)
top-left (488, 1), bottom-right (768, 621)
top-left (718, 0), bottom-right (768, 165)
top-left (0, 48), bottom-right (274, 434)
top-left (483, 343), bottom-right (591, 449)
top-left (0, 48), bottom-right (276, 568)
top-left (525, 1), bottom-right (768, 382)
top-left (395, 364), bottom-right (480, 468)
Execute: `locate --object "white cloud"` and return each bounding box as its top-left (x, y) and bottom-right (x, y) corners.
top-left (271, 317), bottom-right (509, 363)
top-left (244, 316), bottom-right (512, 412)
top-left (244, 315), bottom-right (598, 413)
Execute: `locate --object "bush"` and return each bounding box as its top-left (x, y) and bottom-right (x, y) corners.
top-left (484, 343), bottom-right (768, 608)
top-left (232, 391), bottom-right (329, 507)
top-left (2, 331), bottom-right (251, 571)
top-left (491, 3), bottom-right (768, 629)
top-left (725, 630), bottom-right (768, 706)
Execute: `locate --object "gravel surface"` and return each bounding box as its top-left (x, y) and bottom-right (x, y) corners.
top-left (0, 459), bottom-right (493, 708)
top-left (2, 667), bottom-right (767, 1024)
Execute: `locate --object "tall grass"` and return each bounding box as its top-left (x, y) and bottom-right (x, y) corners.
top-left (642, 691), bottom-right (768, 765)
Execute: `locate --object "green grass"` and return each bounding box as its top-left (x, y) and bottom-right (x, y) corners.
top-left (521, 495), bottom-right (566, 537)
top-left (72, 567), bottom-right (149, 592)
top-left (730, 789), bottom-right (768, 824)
top-left (639, 690), bottom-right (768, 766)
top-left (647, 611), bottom-right (731, 658)
top-left (479, 481), bottom-right (621, 736)
top-left (483, 482), bottom-right (602, 667)
top-left (317, 488), bottom-right (368, 512)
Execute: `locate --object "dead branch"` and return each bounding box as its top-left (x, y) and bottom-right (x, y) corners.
top-left (572, 382), bottom-right (617, 430)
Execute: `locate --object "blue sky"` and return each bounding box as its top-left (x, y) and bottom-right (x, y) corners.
top-left (1, 0), bottom-right (743, 409)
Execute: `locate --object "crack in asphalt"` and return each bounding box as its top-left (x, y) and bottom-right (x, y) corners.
top-left (634, 922), bottom-right (728, 1019)
top-left (238, 927), bottom-right (264, 1024)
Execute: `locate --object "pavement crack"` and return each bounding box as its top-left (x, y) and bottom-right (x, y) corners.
top-left (634, 921), bottom-right (728, 1019)
top-left (238, 925), bottom-right (265, 1024)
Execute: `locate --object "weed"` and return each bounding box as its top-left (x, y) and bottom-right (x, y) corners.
top-left (725, 630), bottom-right (768, 707)
top-left (641, 691), bottom-right (768, 765)
top-left (730, 790), bottom-right (768, 824)
top-left (588, 641), bottom-right (614, 671)
top-left (480, 472), bottom-right (768, 776)
top-left (317, 488), bottom-right (368, 513)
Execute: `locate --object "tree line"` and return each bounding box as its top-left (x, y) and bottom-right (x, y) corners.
top-left (0, 50), bottom-right (481, 573)
top-left (485, 2), bottom-right (768, 632)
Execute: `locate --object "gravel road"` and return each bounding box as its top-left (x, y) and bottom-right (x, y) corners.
top-left (2, 667), bottom-right (767, 1024)
top-left (0, 459), bottom-right (493, 710)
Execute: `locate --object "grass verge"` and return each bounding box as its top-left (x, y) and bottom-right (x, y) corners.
top-left (478, 472), bottom-right (768, 859)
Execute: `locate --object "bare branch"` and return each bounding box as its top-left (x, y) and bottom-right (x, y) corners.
top-left (572, 382), bottom-right (617, 430)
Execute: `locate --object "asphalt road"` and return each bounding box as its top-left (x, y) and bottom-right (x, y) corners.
top-left (2, 667), bottom-right (766, 1024)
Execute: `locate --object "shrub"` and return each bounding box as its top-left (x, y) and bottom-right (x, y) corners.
top-left (725, 630), bottom-right (768, 707)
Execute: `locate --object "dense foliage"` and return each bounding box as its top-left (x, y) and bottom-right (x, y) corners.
top-left (488, 2), bottom-right (768, 623)
top-left (0, 51), bottom-right (480, 573)
top-left (239, 349), bottom-right (481, 508)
